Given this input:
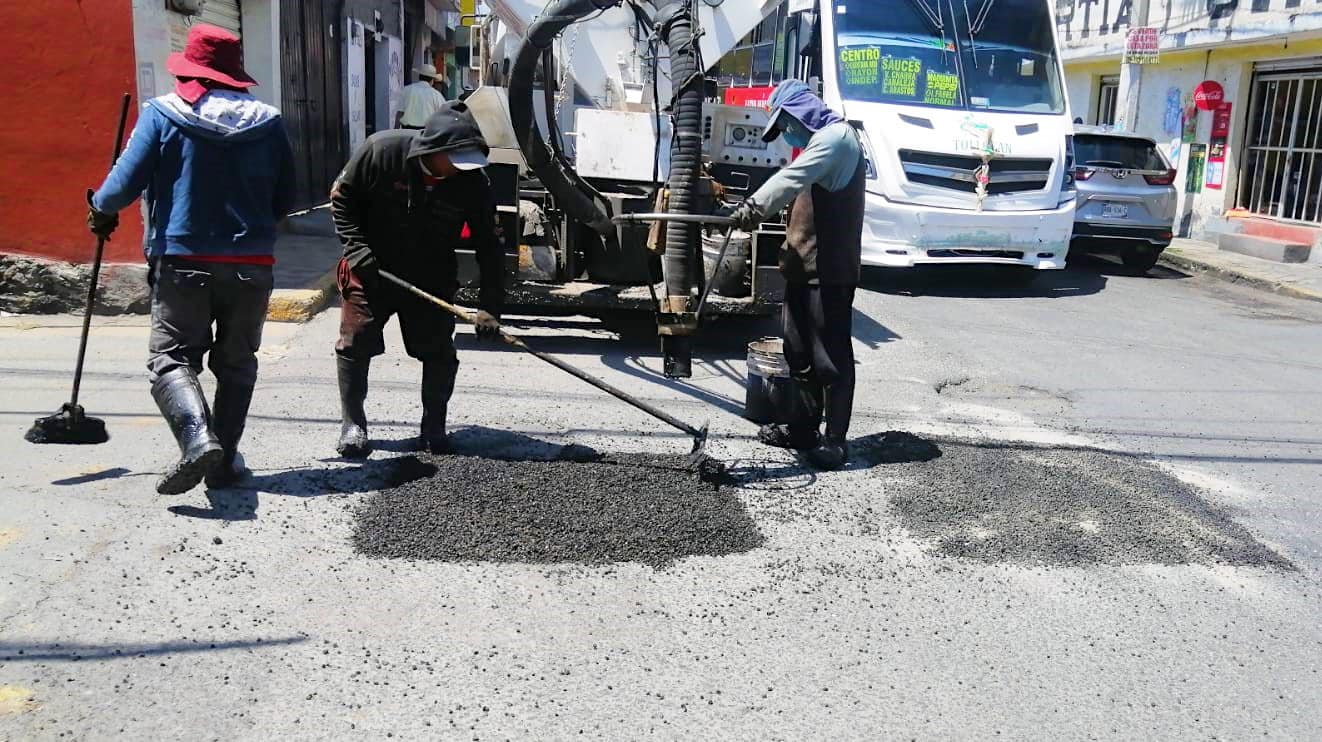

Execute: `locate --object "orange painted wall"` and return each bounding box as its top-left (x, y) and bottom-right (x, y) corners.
top-left (0, 0), bottom-right (143, 264)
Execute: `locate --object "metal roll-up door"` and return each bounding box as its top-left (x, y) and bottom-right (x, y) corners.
top-left (200, 0), bottom-right (242, 37)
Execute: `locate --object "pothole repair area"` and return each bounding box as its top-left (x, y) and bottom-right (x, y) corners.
top-left (353, 452), bottom-right (763, 568)
top-left (890, 440), bottom-right (1293, 568)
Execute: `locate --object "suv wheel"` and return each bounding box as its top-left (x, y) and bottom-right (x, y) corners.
top-left (1122, 246), bottom-right (1163, 274)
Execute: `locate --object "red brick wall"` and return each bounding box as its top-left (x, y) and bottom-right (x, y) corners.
top-left (0, 0), bottom-right (143, 264)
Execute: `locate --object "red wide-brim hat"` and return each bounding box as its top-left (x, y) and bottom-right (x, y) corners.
top-left (166, 23), bottom-right (257, 88)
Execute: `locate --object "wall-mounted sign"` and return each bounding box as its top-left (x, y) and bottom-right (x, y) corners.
top-left (1194, 80), bottom-right (1225, 111)
top-left (1207, 101), bottom-right (1231, 189)
top-left (724, 86), bottom-right (777, 109)
top-left (1211, 102), bottom-right (1233, 138)
top-left (1186, 143), bottom-right (1206, 194)
top-left (1123, 27), bottom-right (1160, 64)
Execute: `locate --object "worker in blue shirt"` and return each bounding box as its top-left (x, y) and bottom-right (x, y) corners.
top-left (729, 80), bottom-right (866, 470)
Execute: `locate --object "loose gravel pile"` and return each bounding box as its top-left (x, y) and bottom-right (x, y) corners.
top-left (890, 440), bottom-right (1293, 568)
top-left (354, 453), bottom-right (761, 568)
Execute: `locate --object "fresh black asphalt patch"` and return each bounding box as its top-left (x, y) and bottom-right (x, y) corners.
top-left (354, 452), bottom-right (762, 568)
top-left (889, 440), bottom-right (1293, 568)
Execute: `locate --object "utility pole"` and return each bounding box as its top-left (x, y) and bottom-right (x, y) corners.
top-left (1116, 0), bottom-right (1151, 132)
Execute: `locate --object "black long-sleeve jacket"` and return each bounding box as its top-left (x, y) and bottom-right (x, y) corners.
top-left (331, 107), bottom-right (504, 314)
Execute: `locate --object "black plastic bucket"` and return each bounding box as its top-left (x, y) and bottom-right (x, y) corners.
top-left (745, 338), bottom-right (789, 424)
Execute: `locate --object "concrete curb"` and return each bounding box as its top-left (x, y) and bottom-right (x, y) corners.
top-left (1159, 249), bottom-right (1322, 304)
top-left (267, 268), bottom-right (338, 323)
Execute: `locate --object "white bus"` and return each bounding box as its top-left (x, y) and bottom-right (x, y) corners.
top-left (760, 0), bottom-right (1077, 275)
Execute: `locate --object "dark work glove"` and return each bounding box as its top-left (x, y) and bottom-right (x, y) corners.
top-left (352, 257), bottom-right (380, 292)
top-left (729, 200), bottom-right (764, 232)
top-left (86, 189), bottom-right (119, 241)
top-left (473, 310), bottom-right (501, 341)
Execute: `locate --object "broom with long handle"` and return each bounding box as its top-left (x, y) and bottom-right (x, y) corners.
top-left (26, 93), bottom-right (133, 445)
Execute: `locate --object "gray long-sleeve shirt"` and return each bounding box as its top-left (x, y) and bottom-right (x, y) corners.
top-left (749, 121), bottom-right (864, 216)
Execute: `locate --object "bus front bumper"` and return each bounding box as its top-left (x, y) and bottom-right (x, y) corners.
top-left (860, 194), bottom-right (1075, 270)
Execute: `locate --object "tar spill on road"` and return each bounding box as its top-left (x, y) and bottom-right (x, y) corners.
top-left (890, 440), bottom-right (1294, 568)
top-left (353, 453), bottom-right (762, 568)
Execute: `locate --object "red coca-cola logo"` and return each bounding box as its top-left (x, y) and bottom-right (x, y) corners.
top-left (1194, 81), bottom-right (1225, 111)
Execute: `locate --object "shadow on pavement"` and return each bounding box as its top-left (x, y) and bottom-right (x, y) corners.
top-left (1067, 251), bottom-right (1193, 280)
top-left (0, 636), bottom-right (307, 662)
top-left (51, 467), bottom-right (137, 486)
top-left (169, 456), bottom-right (439, 520)
top-left (862, 263), bottom-right (1108, 299)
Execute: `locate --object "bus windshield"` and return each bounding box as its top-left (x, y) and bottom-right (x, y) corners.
top-left (833, 0), bottom-right (1065, 114)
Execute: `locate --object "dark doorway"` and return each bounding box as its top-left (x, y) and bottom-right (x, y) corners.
top-left (280, 1), bottom-right (348, 210)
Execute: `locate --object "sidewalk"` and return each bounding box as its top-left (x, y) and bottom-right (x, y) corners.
top-left (1161, 238), bottom-right (1322, 303)
top-left (267, 208), bottom-right (340, 322)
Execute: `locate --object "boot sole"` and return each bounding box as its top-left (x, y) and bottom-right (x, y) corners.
top-left (336, 440), bottom-right (372, 460)
top-left (157, 447), bottom-right (224, 495)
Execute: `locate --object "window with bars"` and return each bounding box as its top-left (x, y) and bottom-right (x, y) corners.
top-left (1238, 70), bottom-right (1322, 224)
top-left (1097, 76), bottom-right (1119, 126)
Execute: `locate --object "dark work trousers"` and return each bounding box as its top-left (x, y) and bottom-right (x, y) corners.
top-left (782, 282), bottom-right (856, 442)
top-left (147, 258), bottom-right (274, 387)
top-left (334, 259), bottom-right (458, 365)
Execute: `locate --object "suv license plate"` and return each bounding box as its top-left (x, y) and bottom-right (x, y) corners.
top-left (1102, 203), bottom-right (1129, 219)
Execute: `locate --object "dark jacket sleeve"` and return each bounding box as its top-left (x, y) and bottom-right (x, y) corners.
top-left (467, 173), bottom-right (505, 316)
top-left (271, 119), bottom-right (297, 221)
top-left (91, 106), bottom-right (162, 214)
top-left (331, 141), bottom-right (377, 269)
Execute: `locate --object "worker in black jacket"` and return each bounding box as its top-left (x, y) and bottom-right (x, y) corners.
top-left (330, 102), bottom-right (505, 457)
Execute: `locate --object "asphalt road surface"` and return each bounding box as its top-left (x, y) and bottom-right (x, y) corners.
top-left (1, 256), bottom-right (1319, 739)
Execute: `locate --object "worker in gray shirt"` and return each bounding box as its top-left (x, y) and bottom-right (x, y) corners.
top-left (729, 79), bottom-right (866, 470)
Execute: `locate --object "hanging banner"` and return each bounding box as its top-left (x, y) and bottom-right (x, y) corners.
top-left (1182, 95), bottom-right (1198, 143)
top-left (1186, 143), bottom-right (1206, 194)
top-left (1123, 27), bottom-right (1160, 64)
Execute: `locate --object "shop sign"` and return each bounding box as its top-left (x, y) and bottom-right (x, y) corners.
top-left (1194, 81), bottom-right (1225, 111)
top-left (1123, 27), bottom-right (1160, 64)
top-left (1206, 102), bottom-right (1231, 190)
top-left (724, 86), bottom-right (777, 109)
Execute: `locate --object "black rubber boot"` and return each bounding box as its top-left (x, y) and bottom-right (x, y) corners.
top-left (758, 376), bottom-right (822, 450)
top-left (336, 355), bottom-right (372, 459)
top-left (806, 436), bottom-right (849, 471)
top-left (807, 385), bottom-right (851, 470)
top-left (152, 368), bottom-right (224, 495)
top-left (420, 359), bottom-right (458, 454)
top-left (205, 380), bottom-right (255, 489)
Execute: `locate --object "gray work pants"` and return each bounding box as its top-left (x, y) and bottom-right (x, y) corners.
top-left (147, 258), bottom-right (274, 387)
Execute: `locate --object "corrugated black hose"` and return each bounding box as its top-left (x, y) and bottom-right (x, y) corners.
top-left (508, 0), bottom-right (622, 241)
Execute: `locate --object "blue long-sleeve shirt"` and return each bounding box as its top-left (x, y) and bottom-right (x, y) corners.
top-left (749, 121), bottom-right (863, 215)
top-left (93, 91), bottom-right (295, 259)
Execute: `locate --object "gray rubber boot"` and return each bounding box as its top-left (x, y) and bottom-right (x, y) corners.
top-left (205, 380), bottom-right (255, 489)
top-left (420, 359), bottom-right (458, 454)
top-left (335, 355), bottom-right (372, 459)
top-left (152, 368), bottom-right (224, 495)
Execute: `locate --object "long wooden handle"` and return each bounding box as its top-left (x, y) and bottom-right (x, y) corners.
top-left (378, 269), bottom-right (702, 438)
top-left (71, 93), bottom-right (133, 408)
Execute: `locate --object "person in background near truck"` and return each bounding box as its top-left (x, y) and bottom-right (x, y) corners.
top-left (331, 102), bottom-right (505, 459)
top-left (86, 24), bottom-right (295, 494)
top-left (727, 79), bottom-right (866, 471)
top-left (396, 64), bottom-right (448, 130)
